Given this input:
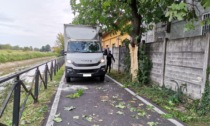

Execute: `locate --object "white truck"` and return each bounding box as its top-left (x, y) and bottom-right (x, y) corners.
top-left (64, 24), bottom-right (106, 82)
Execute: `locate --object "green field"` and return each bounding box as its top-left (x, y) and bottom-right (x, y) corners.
top-left (0, 50), bottom-right (56, 63)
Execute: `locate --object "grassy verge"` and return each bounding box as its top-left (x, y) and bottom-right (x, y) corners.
top-left (0, 66), bottom-right (64, 126)
top-left (108, 70), bottom-right (210, 126)
top-left (0, 50), bottom-right (57, 63)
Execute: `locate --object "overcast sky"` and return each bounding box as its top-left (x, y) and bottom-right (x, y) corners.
top-left (0, 0), bottom-right (74, 48)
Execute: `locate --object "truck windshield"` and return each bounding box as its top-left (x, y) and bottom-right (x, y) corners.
top-left (67, 41), bottom-right (102, 53)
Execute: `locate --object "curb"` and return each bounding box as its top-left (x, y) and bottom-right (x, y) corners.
top-left (45, 73), bottom-right (65, 126)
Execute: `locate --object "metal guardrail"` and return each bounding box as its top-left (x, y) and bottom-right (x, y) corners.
top-left (0, 56), bottom-right (65, 126)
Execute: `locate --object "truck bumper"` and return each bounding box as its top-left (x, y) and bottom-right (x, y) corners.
top-left (65, 65), bottom-right (106, 78)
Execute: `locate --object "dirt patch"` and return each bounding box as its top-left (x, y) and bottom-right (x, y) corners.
top-left (0, 57), bottom-right (55, 76)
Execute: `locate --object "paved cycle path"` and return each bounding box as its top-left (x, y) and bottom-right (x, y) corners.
top-left (45, 75), bottom-right (186, 126)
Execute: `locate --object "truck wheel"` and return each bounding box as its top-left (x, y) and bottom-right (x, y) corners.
top-left (100, 75), bottom-right (105, 82)
top-left (66, 77), bottom-right (71, 83)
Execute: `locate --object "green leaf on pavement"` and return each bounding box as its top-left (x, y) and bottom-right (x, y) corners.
top-left (86, 116), bottom-right (93, 122)
top-left (54, 113), bottom-right (60, 118)
top-left (116, 111), bottom-right (124, 115)
top-left (53, 117), bottom-right (62, 123)
top-left (129, 107), bottom-right (137, 112)
top-left (53, 113), bottom-right (62, 123)
top-left (115, 102), bottom-right (126, 109)
top-left (137, 110), bottom-right (146, 117)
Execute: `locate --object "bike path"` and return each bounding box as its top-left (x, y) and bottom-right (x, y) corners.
top-left (46, 75), bottom-right (186, 126)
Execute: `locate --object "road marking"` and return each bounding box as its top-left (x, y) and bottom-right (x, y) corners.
top-left (106, 75), bottom-right (185, 126)
top-left (46, 74), bottom-right (65, 126)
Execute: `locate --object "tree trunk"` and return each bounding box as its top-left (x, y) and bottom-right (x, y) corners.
top-left (129, 0), bottom-right (142, 79)
top-left (129, 0), bottom-right (142, 47)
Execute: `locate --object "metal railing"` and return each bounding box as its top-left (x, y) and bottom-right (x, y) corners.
top-left (0, 56), bottom-right (65, 126)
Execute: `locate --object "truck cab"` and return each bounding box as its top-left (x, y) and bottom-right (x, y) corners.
top-left (64, 24), bottom-right (106, 82)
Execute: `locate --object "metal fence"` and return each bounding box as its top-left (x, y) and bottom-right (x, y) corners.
top-left (0, 56), bottom-right (65, 126)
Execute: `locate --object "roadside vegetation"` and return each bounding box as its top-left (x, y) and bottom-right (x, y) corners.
top-left (0, 50), bottom-right (56, 63)
top-left (0, 66), bottom-right (64, 126)
top-left (108, 70), bottom-right (210, 126)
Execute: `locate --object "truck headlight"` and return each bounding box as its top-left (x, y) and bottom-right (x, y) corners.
top-left (67, 60), bottom-right (72, 64)
top-left (100, 59), bottom-right (105, 63)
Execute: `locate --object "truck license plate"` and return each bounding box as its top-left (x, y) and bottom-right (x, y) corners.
top-left (83, 74), bottom-right (91, 77)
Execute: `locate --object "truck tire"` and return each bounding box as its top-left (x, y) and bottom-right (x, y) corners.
top-left (100, 75), bottom-right (105, 82)
top-left (66, 77), bottom-right (71, 83)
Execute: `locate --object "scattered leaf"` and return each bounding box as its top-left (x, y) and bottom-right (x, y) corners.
top-left (54, 113), bottom-right (60, 118)
top-left (130, 107), bottom-right (137, 112)
top-left (115, 102), bottom-right (126, 109)
top-left (139, 104), bottom-right (144, 106)
top-left (146, 105), bottom-right (154, 111)
top-left (137, 110), bottom-right (146, 117)
top-left (53, 117), bottom-right (62, 123)
top-left (53, 113), bottom-right (62, 123)
top-left (116, 111), bottom-right (124, 115)
top-left (64, 106), bottom-right (76, 111)
top-left (100, 96), bottom-right (109, 102)
top-left (73, 116), bottom-right (79, 119)
top-left (66, 89), bottom-right (84, 99)
top-left (86, 116), bottom-right (93, 122)
top-left (147, 122), bottom-right (159, 126)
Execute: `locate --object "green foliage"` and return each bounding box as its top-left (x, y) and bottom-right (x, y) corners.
top-left (169, 80), bottom-right (187, 104)
top-left (201, 0), bottom-right (210, 8)
top-left (196, 66), bottom-right (210, 116)
top-left (66, 89), bottom-right (84, 99)
top-left (0, 50), bottom-right (56, 63)
top-left (166, 2), bottom-right (188, 21)
top-left (184, 20), bottom-right (196, 31)
top-left (70, 0), bottom-right (174, 45)
top-left (137, 44), bottom-right (152, 85)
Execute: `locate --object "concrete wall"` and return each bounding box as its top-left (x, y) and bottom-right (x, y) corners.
top-left (147, 35), bottom-right (209, 99)
top-left (112, 47), bottom-right (130, 73)
top-left (146, 41), bottom-right (164, 84)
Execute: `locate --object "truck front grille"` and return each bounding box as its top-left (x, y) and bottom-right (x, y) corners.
top-left (74, 69), bottom-right (98, 73)
top-left (72, 62), bottom-right (100, 67)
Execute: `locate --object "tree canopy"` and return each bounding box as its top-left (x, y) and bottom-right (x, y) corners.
top-left (71, 0), bottom-right (174, 46)
top-left (70, 0), bottom-right (210, 46)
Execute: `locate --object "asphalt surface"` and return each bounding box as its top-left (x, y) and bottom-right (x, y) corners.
top-left (48, 76), bottom-right (185, 126)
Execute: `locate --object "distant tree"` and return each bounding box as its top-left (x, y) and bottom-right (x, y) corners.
top-left (0, 44), bottom-right (12, 50)
top-left (34, 47), bottom-right (40, 51)
top-left (12, 45), bottom-right (20, 50)
top-left (23, 46), bottom-right (30, 51)
top-left (40, 46), bottom-right (45, 52)
top-left (54, 33), bottom-right (64, 55)
top-left (45, 44), bottom-right (51, 52)
top-left (30, 46), bottom-right (33, 51)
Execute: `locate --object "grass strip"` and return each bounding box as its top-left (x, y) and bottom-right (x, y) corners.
top-left (0, 50), bottom-right (57, 63)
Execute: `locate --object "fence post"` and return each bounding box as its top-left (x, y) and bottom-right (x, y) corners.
top-left (12, 76), bottom-right (21, 126)
top-left (45, 64), bottom-right (48, 89)
top-left (50, 61), bottom-right (53, 81)
top-left (54, 60), bottom-right (57, 76)
top-left (34, 68), bottom-right (39, 103)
